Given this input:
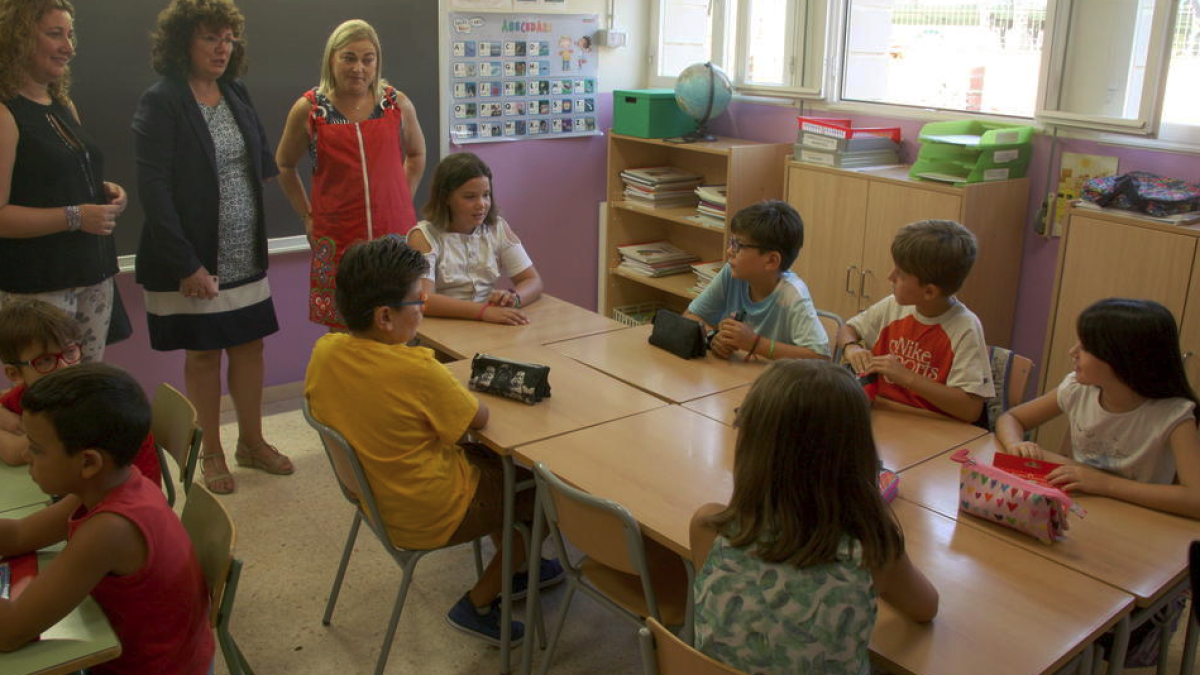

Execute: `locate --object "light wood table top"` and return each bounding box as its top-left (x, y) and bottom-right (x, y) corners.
top-left (417, 294), bottom-right (628, 360)
top-left (683, 387), bottom-right (987, 471)
top-left (875, 501), bottom-right (1132, 675)
top-left (900, 434), bottom-right (1200, 606)
top-left (547, 325), bottom-right (765, 404)
top-left (0, 552), bottom-right (121, 675)
top-left (443, 345), bottom-right (667, 452)
top-left (518, 406), bottom-right (1133, 675)
top-left (0, 463), bottom-right (48, 514)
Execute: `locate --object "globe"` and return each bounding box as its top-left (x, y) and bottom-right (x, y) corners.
top-left (673, 62), bottom-right (733, 143)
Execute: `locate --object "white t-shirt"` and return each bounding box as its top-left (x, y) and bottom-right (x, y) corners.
top-left (412, 217), bottom-right (533, 303)
top-left (846, 295), bottom-right (994, 415)
top-left (1056, 371), bottom-right (1196, 484)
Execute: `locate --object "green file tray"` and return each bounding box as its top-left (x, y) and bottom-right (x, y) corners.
top-left (613, 89), bottom-right (696, 139)
top-left (909, 156), bottom-right (1030, 186)
top-left (916, 141), bottom-right (1033, 169)
top-left (917, 120), bottom-right (1035, 150)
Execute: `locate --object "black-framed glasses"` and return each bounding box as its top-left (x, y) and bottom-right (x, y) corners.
top-left (10, 343), bottom-right (82, 374)
top-left (727, 237), bottom-right (771, 255)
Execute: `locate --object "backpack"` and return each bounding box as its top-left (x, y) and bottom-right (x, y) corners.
top-left (1081, 171), bottom-right (1200, 217)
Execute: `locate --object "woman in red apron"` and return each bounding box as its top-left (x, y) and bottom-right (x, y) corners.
top-left (276, 19), bottom-right (425, 329)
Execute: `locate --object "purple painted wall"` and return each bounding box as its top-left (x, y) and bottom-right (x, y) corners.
top-left (710, 102), bottom-right (1200, 376)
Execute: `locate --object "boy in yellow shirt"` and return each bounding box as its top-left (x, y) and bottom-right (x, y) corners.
top-left (304, 237), bottom-right (560, 645)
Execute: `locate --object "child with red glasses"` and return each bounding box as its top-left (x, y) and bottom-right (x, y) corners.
top-left (0, 299), bottom-right (161, 486)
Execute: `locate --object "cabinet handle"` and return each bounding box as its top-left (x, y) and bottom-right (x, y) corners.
top-left (860, 269), bottom-right (873, 300)
top-left (845, 265), bottom-right (858, 296)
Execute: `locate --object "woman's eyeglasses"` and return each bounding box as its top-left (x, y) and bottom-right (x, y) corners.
top-left (199, 34), bottom-right (241, 48)
top-left (10, 343), bottom-right (82, 374)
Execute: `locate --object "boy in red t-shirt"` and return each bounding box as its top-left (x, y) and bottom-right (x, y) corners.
top-left (0, 363), bottom-right (213, 674)
top-left (0, 299), bottom-right (161, 485)
top-left (838, 219), bottom-right (995, 423)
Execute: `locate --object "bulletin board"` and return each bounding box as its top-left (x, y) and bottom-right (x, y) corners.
top-left (447, 12), bottom-right (601, 144)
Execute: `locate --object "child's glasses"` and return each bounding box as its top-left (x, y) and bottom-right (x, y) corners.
top-left (727, 237), bottom-right (771, 255)
top-left (11, 343), bottom-right (83, 374)
top-left (391, 290), bottom-right (428, 309)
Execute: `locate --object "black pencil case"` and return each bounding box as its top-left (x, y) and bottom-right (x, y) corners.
top-left (468, 353), bottom-right (552, 405)
top-left (648, 309), bottom-right (707, 359)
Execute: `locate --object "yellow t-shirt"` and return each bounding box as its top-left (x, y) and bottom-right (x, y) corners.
top-left (304, 333), bottom-right (481, 549)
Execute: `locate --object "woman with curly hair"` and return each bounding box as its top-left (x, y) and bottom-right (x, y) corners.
top-left (0, 0), bottom-right (129, 363)
top-left (276, 19), bottom-right (426, 329)
top-left (133, 0), bottom-right (292, 494)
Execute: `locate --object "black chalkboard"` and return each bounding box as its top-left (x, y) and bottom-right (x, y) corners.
top-left (69, 0), bottom-right (440, 257)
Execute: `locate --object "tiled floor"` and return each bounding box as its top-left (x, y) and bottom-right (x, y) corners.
top-left (207, 399), bottom-right (1193, 675)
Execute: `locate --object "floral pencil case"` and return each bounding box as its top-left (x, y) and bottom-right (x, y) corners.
top-left (951, 448), bottom-right (1085, 544)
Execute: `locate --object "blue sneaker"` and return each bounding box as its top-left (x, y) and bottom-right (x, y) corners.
top-left (511, 558), bottom-right (566, 600)
top-left (446, 593), bottom-right (525, 646)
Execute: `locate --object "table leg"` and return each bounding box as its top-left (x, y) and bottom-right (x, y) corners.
top-left (1104, 615), bottom-right (1130, 675)
top-left (501, 454), bottom-right (516, 674)
top-left (1181, 608), bottom-right (1198, 675)
top-left (520, 480), bottom-right (546, 675)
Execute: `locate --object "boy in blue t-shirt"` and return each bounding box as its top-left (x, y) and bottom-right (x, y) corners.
top-left (685, 200), bottom-right (829, 361)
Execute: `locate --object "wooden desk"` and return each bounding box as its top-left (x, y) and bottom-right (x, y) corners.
top-left (417, 294), bottom-right (627, 360)
top-left (683, 387), bottom-right (987, 471)
top-left (0, 463), bottom-right (48, 514)
top-left (443, 345), bottom-right (666, 451)
top-left (901, 435), bottom-right (1200, 606)
top-left (0, 553), bottom-right (121, 675)
top-left (548, 325), bottom-right (764, 404)
top-left (519, 407), bottom-right (1133, 675)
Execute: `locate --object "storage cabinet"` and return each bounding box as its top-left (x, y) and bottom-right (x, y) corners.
top-left (600, 133), bottom-right (790, 318)
top-left (784, 162), bottom-right (1029, 346)
top-left (1037, 207), bottom-right (1200, 453)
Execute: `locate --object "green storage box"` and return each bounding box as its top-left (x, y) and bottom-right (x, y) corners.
top-left (613, 89), bottom-right (695, 139)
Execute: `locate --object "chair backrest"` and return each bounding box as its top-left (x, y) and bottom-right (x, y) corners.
top-left (151, 383), bottom-right (203, 500)
top-left (301, 398), bottom-right (387, 535)
top-left (534, 462), bottom-right (649, 577)
top-left (984, 345), bottom-right (1036, 431)
top-left (1190, 541), bottom-right (1200, 621)
top-left (180, 486), bottom-right (235, 630)
top-left (815, 309), bottom-right (846, 363)
top-left (638, 617), bottom-right (748, 675)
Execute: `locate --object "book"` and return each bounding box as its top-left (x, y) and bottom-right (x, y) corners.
top-left (620, 166), bottom-right (704, 186)
top-left (689, 260), bottom-right (724, 294)
top-left (617, 260), bottom-right (694, 277)
top-left (695, 185), bottom-right (728, 205)
top-left (617, 240), bottom-right (699, 265)
top-left (992, 452), bottom-right (1063, 488)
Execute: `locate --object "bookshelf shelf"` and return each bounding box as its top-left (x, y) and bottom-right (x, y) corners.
top-left (602, 133), bottom-right (790, 318)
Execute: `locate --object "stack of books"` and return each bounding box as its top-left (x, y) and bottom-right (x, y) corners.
top-left (690, 260), bottom-right (724, 294)
top-left (695, 185), bottom-right (727, 227)
top-left (620, 166), bottom-right (703, 208)
top-left (616, 240), bottom-right (700, 277)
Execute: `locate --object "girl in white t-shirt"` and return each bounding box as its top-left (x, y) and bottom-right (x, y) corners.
top-left (407, 153), bottom-right (543, 325)
top-left (997, 298), bottom-right (1200, 519)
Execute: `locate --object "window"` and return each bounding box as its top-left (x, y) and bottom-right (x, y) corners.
top-left (1159, 1), bottom-right (1200, 141)
top-left (650, 0), bottom-right (827, 95)
top-left (840, 0), bottom-right (1048, 117)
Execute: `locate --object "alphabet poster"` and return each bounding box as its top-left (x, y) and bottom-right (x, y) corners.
top-left (447, 12), bottom-right (600, 144)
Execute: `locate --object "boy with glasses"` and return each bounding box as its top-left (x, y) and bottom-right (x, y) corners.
top-left (685, 200), bottom-right (829, 361)
top-left (0, 299), bottom-right (161, 486)
top-left (304, 237), bottom-right (561, 646)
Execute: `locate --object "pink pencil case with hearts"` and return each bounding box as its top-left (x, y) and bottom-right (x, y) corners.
top-left (950, 448), bottom-right (1086, 544)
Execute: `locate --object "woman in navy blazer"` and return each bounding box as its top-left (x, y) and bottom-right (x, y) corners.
top-left (133, 0), bottom-right (292, 494)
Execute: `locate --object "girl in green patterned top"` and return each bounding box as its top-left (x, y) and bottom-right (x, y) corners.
top-left (690, 360), bottom-right (939, 675)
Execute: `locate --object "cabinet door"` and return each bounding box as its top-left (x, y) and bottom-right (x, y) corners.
top-left (860, 183), bottom-right (962, 311)
top-left (1180, 256), bottom-right (1200, 392)
top-left (786, 166), bottom-right (869, 321)
top-left (1038, 215), bottom-right (1196, 453)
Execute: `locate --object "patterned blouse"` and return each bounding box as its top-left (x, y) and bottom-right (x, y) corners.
top-left (306, 89), bottom-right (399, 171)
top-left (693, 535), bottom-right (877, 675)
top-left (198, 97), bottom-right (259, 285)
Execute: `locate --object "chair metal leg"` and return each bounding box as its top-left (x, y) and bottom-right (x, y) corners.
top-left (520, 489), bottom-right (548, 675)
top-left (218, 628), bottom-right (246, 675)
top-left (472, 538), bottom-right (484, 580)
top-left (374, 553), bottom-right (423, 675)
top-left (536, 582), bottom-right (577, 675)
top-left (323, 511), bottom-right (363, 626)
top-left (1182, 608), bottom-right (1199, 675)
top-left (500, 454), bottom-right (517, 674)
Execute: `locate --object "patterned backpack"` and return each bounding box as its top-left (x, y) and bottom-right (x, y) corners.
top-left (1081, 171), bottom-right (1200, 217)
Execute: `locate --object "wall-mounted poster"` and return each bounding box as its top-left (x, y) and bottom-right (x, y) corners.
top-left (448, 12), bottom-right (599, 144)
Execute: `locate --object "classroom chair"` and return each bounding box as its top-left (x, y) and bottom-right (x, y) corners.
top-left (816, 308), bottom-right (846, 363)
top-left (151, 383), bottom-right (203, 507)
top-left (983, 345), bottom-right (1035, 431)
top-left (302, 399), bottom-right (486, 675)
top-left (529, 462), bottom-right (689, 675)
top-left (180, 485), bottom-right (254, 675)
top-left (1181, 541), bottom-right (1200, 675)
top-left (638, 616), bottom-right (747, 675)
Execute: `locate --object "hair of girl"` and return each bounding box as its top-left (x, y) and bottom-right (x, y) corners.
top-left (1077, 297), bottom-right (1200, 422)
top-left (706, 359), bottom-right (904, 568)
top-left (421, 152), bottom-right (498, 230)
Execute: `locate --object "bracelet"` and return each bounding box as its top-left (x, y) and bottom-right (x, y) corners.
top-left (513, 291), bottom-right (521, 309)
top-left (64, 205), bottom-right (82, 232)
top-left (476, 302), bottom-right (491, 321)
top-left (769, 338), bottom-right (776, 359)
top-left (745, 334), bottom-right (762, 362)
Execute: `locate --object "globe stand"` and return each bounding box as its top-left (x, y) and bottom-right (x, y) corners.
top-left (665, 61), bottom-right (719, 145)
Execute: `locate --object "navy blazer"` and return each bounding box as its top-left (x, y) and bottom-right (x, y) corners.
top-left (132, 77), bottom-right (279, 292)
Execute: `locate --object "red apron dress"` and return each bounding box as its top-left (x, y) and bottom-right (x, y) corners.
top-left (306, 86), bottom-right (417, 328)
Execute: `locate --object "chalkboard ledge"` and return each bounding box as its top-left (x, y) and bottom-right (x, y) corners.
top-left (117, 235), bottom-right (311, 273)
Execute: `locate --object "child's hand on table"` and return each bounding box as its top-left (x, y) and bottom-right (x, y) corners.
top-left (487, 289), bottom-right (519, 307)
top-left (481, 305), bottom-right (529, 325)
top-left (1049, 463), bottom-right (1110, 496)
top-left (1007, 441), bottom-right (1045, 460)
